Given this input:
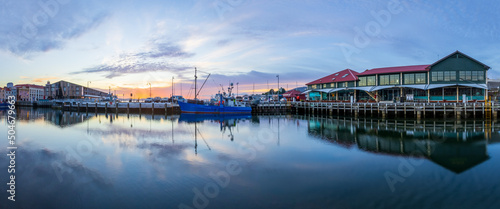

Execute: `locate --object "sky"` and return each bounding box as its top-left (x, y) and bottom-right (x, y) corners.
top-left (0, 0), bottom-right (499, 99)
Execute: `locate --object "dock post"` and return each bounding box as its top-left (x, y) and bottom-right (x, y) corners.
top-left (152, 103), bottom-right (155, 115)
top-left (454, 103), bottom-right (457, 118)
top-left (95, 103), bottom-right (97, 114)
top-left (457, 107), bottom-right (462, 119)
top-left (443, 103), bottom-right (446, 119)
top-left (433, 103), bottom-right (436, 118)
top-left (473, 103), bottom-right (476, 118)
top-left (86, 103), bottom-right (88, 113)
top-left (423, 104), bottom-right (426, 118)
top-left (105, 103), bottom-right (108, 114)
top-left (165, 103), bottom-right (168, 116)
top-left (77, 103), bottom-right (80, 112)
top-left (116, 103), bottom-right (118, 114)
top-left (139, 103), bottom-right (142, 115)
top-left (417, 110), bottom-right (422, 120)
top-left (404, 103), bottom-right (406, 118)
top-left (127, 103), bottom-right (130, 116)
top-left (70, 103), bottom-right (72, 112)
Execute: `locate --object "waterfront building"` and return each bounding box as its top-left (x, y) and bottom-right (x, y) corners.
top-left (283, 87), bottom-right (307, 101)
top-left (0, 88), bottom-right (4, 102)
top-left (14, 84), bottom-right (45, 101)
top-left (44, 80), bottom-right (108, 99)
top-left (305, 51), bottom-right (490, 103)
top-left (305, 69), bottom-right (359, 101)
top-left (3, 87), bottom-right (12, 101)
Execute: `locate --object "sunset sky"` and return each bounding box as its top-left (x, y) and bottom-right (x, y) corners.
top-left (1, 0), bottom-right (499, 99)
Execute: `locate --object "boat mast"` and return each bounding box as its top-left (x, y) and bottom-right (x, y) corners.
top-left (194, 67), bottom-right (197, 101)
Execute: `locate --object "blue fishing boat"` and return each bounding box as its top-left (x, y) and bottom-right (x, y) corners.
top-left (0, 103), bottom-right (9, 109)
top-left (178, 68), bottom-right (252, 114)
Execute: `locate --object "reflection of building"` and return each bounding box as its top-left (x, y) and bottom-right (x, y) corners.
top-left (45, 80), bottom-right (107, 99)
top-left (307, 117), bottom-right (493, 173)
top-left (305, 51), bottom-right (489, 102)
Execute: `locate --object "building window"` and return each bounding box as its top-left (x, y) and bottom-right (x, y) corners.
top-left (404, 74), bottom-right (415, 84)
top-left (338, 82), bottom-right (346, 88)
top-left (444, 71), bottom-right (456, 81)
top-left (459, 71), bottom-right (484, 81)
top-left (432, 72), bottom-right (444, 81)
top-left (415, 73), bottom-right (426, 84)
top-left (379, 74), bottom-right (399, 85)
top-left (358, 76), bottom-right (375, 86)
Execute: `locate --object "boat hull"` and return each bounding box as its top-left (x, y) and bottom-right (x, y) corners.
top-left (0, 103), bottom-right (9, 109)
top-left (178, 101), bottom-right (252, 114)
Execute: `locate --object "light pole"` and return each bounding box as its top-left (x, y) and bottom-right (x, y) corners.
top-left (236, 82), bottom-right (239, 97)
top-left (276, 74), bottom-right (280, 97)
top-left (147, 83), bottom-right (151, 97)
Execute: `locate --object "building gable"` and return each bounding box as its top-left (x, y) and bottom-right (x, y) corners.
top-left (429, 51), bottom-right (490, 72)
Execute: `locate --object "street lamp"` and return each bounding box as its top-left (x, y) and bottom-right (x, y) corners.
top-left (276, 75), bottom-right (280, 96)
top-left (147, 83), bottom-right (151, 97)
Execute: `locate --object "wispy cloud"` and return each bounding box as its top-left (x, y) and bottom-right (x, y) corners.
top-left (0, 0), bottom-right (109, 58)
top-left (72, 62), bottom-right (191, 79)
top-left (72, 38), bottom-right (195, 78)
top-left (136, 42), bottom-right (194, 59)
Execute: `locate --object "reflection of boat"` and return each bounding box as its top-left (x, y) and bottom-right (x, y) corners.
top-left (178, 113), bottom-right (252, 123)
top-left (178, 68), bottom-right (252, 114)
top-left (180, 113), bottom-right (251, 142)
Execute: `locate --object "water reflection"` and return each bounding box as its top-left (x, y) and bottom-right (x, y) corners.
top-left (2, 109), bottom-right (500, 209)
top-left (306, 116), bottom-right (494, 173)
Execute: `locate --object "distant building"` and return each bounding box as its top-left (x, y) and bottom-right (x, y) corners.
top-left (14, 84), bottom-right (45, 101)
top-left (0, 88), bottom-right (4, 102)
top-left (3, 82), bottom-right (14, 101)
top-left (45, 80), bottom-right (107, 99)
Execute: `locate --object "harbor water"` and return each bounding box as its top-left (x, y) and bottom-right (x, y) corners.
top-left (1, 108), bottom-right (500, 209)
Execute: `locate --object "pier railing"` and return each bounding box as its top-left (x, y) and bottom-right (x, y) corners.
top-left (287, 101), bottom-right (499, 119)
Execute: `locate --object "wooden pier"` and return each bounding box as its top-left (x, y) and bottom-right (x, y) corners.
top-left (289, 102), bottom-right (499, 120)
top-left (60, 102), bottom-right (181, 115)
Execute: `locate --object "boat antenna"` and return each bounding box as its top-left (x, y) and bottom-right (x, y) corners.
top-left (194, 67), bottom-right (197, 101)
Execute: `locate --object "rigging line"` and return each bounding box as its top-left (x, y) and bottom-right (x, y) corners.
top-left (196, 73), bottom-right (211, 98)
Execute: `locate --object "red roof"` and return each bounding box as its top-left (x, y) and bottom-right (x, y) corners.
top-left (306, 69), bottom-right (359, 85)
top-left (283, 89), bottom-right (302, 98)
top-left (14, 84), bottom-right (44, 89)
top-left (358, 65), bottom-right (429, 76)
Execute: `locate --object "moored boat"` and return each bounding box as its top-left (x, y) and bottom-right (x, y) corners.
top-left (0, 103), bottom-right (9, 109)
top-left (178, 68), bottom-right (252, 114)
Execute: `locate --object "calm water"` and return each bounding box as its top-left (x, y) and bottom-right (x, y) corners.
top-left (1, 108), bottom-right (500, 209)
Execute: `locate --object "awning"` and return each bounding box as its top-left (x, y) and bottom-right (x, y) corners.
top-left (425, 84), bottom-right (457, 90)
top-left (399, 84), bottom-right (427, 90)
top-left (315, 88), bottom-right (335, 93)
top-left (330, 88), bottom-right (347, 92)
top-left (370, 85), bottom-right (398, 92)
top-left (347, 86), bottom-right (374, 91)
top-left (459, 83), bottom-right (488, 90)
top-left (302, 90), bottom-right (312, 94)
